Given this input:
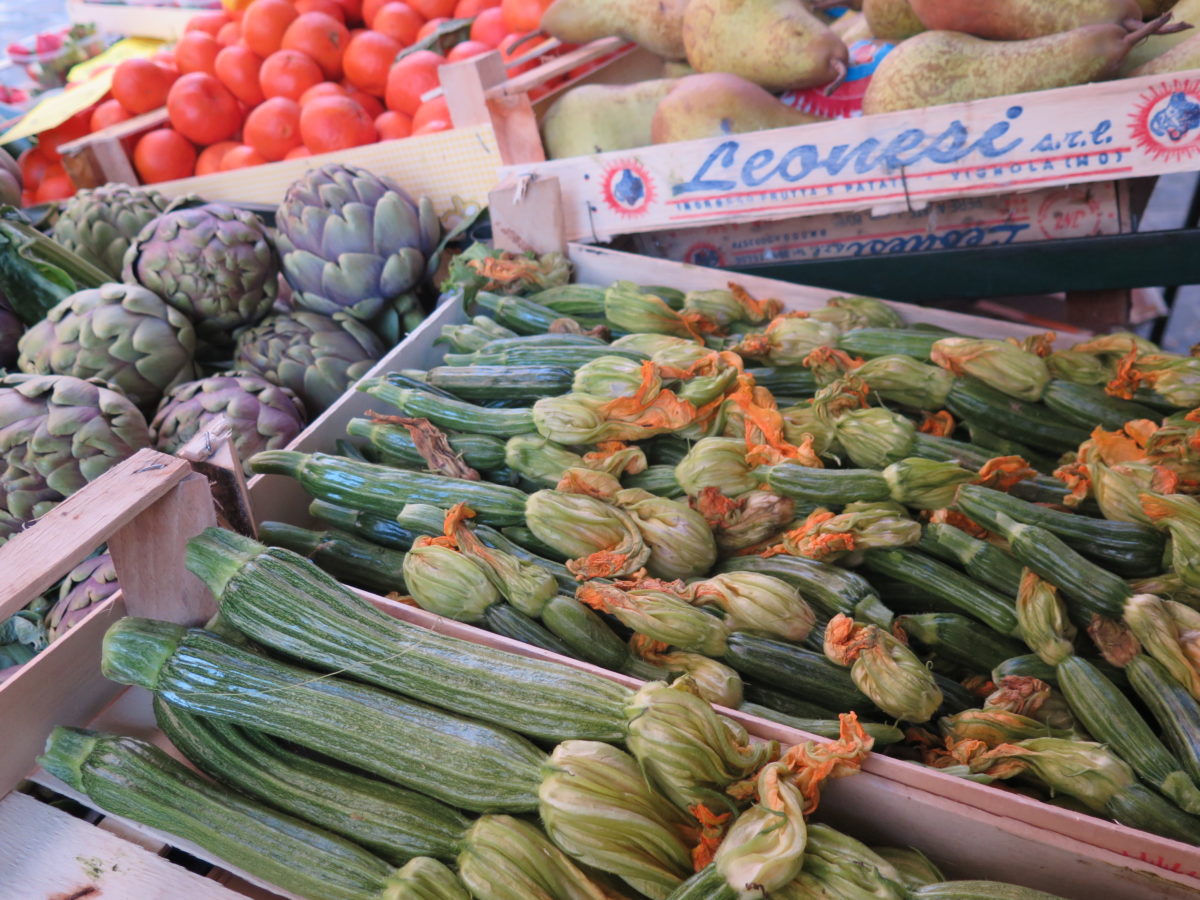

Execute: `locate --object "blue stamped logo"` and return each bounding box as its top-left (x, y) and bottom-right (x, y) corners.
top-left (601, 159), bottom-right (655, 217)
top-left (1131, 79), bottom-right (1200, 162)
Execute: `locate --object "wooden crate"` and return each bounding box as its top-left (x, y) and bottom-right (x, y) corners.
top-left (1, 446), bottom-right (1198, 898)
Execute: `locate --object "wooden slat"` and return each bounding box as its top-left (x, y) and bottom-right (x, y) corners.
top-left (490, 176), bottom-right (565, 253)
top-left (490, 37), bottom-right (628, 98)
top-left (0, 791), bottom-right (250, 899)
top-left (177, 420), bottom-right (256, 538)
top-left (58, 108), bottom-right (169, 156)
top-left (0, 449), bottom-right (191, 619)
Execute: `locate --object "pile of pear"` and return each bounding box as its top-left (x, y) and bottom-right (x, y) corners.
top-left (536, 0), bottom-right (1200, 159)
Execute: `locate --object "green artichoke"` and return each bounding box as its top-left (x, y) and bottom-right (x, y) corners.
top-left (17, 283), bottom-right (199, 412)
top-left (275, 163), bottom-right (440, 323)
top-left (46, 553), bottom-right (118, 641)
top-left (0, 374), bottom-right (151, 541)
top-left (52, 184), bottom-right (170, 279)
top-left (122, 202), bottom-right (278, 350)
top-left (151, 372), bottom-right (305, 469)
top-left (233, 311), bottom-right (383, 415)
top-left (0, 291), bottom-right (21, 369)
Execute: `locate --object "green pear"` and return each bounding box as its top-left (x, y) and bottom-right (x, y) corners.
top-left (540, 0), bottom-right (691, 60)
top-left (909, 0), bottom-right (1142, 40)
top-left (841, 13), bottom-right (875, 43)
top-left (831, 9), bottom-right (865, 36)
top-left (864, 0), bottom-right (925, 41)
top-left (662, 60), bottom-right (697, 78)
top-left (682, 0), bottom-right (850, 92)
top-left (863, 20), bottom-right (1164, 114)
top-left (1122, 0), bottom-right (1200, 71)
top-left (1137, 0), bottom-right (1175, 14)
top-left (1130, 28), bottom-right (1200, 74)
top-left (651, 73), bottom-right (824, 144)
top-left (541, 80), bottom-right (680, 159)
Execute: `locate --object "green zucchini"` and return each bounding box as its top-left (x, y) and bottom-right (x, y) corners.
top-left (946, 378), bottom-right (1090, 455)
top-left (103, 619), bottom-right (547, 813)
top-left (1126, 654), bottom-right (1200, 786)
top-left (481, 604), bottom-right (577, 658)
top-left (346, 418), bottom-right (508, 471)
top-left (737, 703), bottom-right (904, 745)
top-left (646, 435), bottom-right (694, 467)
top-left (309, 500), bottom-right (423, 551)
top-left (898, 613), bottom-right (1027, 673)
top-left (623, 465), bottom-right (684, 498)
top-left (934, 673), bottom-right (976, 715)
top-left (664, 864), bottom-right (736, 900)
top-left (909, 883), bottom-right (1066, 900)
top-left (39, 727), bottom-right (403, 900)
top-left (426, 365), bottom-right (575, 401)
top-left (443, 345), bottom-right (647, 369)
top-left (473, 291), bottom-right (585, 335)
top-left (993, 654), bottom-right (1059, 686)
top-left (743, 683), bottom-right (839, 719)
top-left (500, 525), bottom-right (571, 562)
top-left (716, 555), bottom-right (887, 624)
top-left (910, 433), bottom-right (1071, 506)
top-left (258, 522), bottom-right (405, 596)
top-left (721, 632), bottom-right (877, 715)
top-left (540, 594), bottom-right (632, 672)
top-left (359, 377), bottom-right (535, 438)
top-left (963, 421), bottom-right (1059, 474)
top-left (527, 284), bottom-right (608, 318)
top-left (478, 334), bottom-right (609, 351)
top-left (1042, 381), bottom-right (1162, 431)
top-left (869, 576), bottom-right (963, 616)
top-left (153, 698), bottom-right (470, 865)
top-left (759, 463), bottom-right (890, 505)
top-left (837, 328), bottom-right (946, 360)
top-left (918, 524), bottom-right (1023, 596)
top-left (1105, 784), bottom-right (1200, 845)
top-left (250, 451), bottom-right (528, 526)
top-left (184, 529), bottom-right (632, 742)
top-left (955, 484), bottom-right (1164, 578)
top-left (746, 366), bottom-right (817, 396)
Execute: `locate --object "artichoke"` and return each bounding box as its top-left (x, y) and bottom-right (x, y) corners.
top-left (18, 283), bottom-right (198, 413)
top-left (151, 372), bottom-right (305, 469)
top-left (46, 553), bottom-right (118, 641)
top-left (0, 374), bottom-right (151, 541)
top-left (52, 184), bottom-right (170, 279)
top-left (234, 311), bottom-right (383, 415)
top-left (123, 202), bottom-right (278, 350)
top-left (275, 163), bottom-right (440, 323)
top-left (0, 291), bottom-right (21, 369)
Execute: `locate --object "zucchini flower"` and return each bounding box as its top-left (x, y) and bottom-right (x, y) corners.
top-left (624, 678), bottom-right (777, 813)
top-left (986, 676), bottom-right (1083, 737)
top-left (390, 858), bottom-right (471, 900)
top-left (652, 341), bottom-right (721, 372)
top-left (1127, 354), bottom-right (1200, 408)
top-left (824, 614), bottom-right (943, 722)
top-left (401, 542), bottom-right (499, 623)
top-left (611, 333), bottom-right (697, 358)
top-left (677, 438), bottom-right (746, 496)
top-left (691, 572), bottom-right (816, 643)
top-left (765, 502), bottom-right (921, 563)
top-left (539, 740), bottom-right (694, 896)
top-left (1142, 493), bottom-right (1200, 589)
top-left (734, 317), bottom-right (842, 368)
top-left (821, 295), bottom-right (904, 330)
top-left (779, 405), bottom-right (840, 460)
top-left (869, 847), bottom-right (943, 889)
top-left (883, 458), bottom-right (976, 510)
top-left (1123, 594), bottom-right (1200, 700)
top-left (633, 636), bottom-right (745, 708)
top-left (533, 392), bottom-right (621, 445)
top-left (715, 761), bottom-right (810, 896)
top-left (1091, 460), bottom-right (1173, 525)
top-left (683, 284), bottom-right (782, 329)
top-left (526, 490), bottom-right (651, 579)
top-left (1129, 572), bottom-right (1200, 606)
top-left (676, 363), bottom-right (742, 409)
top-left (786, 825), bottom-right (907, 900)
top-left (574, 355), bottom-right (656, 399)
top-left (617, 488), bottom-right (717, 580)
top-left (577, 583), bottom-right (729, 658)
top-left (967, 738), bottom-right (1136, 815)
top-left (931, 337), bottom-right (1051, 402)
top-left (1016, 570), bottom-right (1076, 667)
top-left (1072, 331), bottom-right (1160, 360)
top-left (692, 488), bottom-right (797, 554)
top-left (855, 355), bottom-right (955, 410)
top-left (939, 709), bottom-right (1071, 746)
top-left (457, 815), bottom-right (608, 900)
top-left (605, 281), bottom-right (717, 340)
top-left (505, 435), bottom-right (586, 487)
top-left (833, 408), bottom-right (917, 469)
top-left (1046, 349), bottom-right (1110, 385)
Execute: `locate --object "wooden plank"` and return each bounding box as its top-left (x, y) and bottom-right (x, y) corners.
top-left (108, 472), bottom-right (218, 625)
top-left (177, 420), bottom-right (256, 538)
top-left (0, 449), bottom-right (191, 619)
top-left (491, 37), bottom-right (628, 99)
top-left (58, 108), bottom-right (169, 156)
top-left (0, 593), bottom-right (126, 797)
top-left (439, 52), bottom-right (508, 129)
top-left (498, 68), bottom-right (1200, 242)
top-left (61, 135), bottom-right (140, 189)
top-left (490, 176), bottom-right (566, 254)
top-left (0, 791), bottom-right (251, 899)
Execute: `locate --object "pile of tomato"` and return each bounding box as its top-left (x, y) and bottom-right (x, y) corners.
top-left (19, 0), bottom-right (557, 201)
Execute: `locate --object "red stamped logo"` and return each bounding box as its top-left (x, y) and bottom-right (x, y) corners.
top-left (600, 159), bottom-right (655, 218)
top-left (682, 242), bottom-right (725, 267)
top-left (1129, 79), bottom-right (1200, 162)
top-left (1035, 190), bottom-right (1104, 240)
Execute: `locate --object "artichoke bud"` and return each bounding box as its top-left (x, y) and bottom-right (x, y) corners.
top-left (714, 762), bottom-right (809, 897)
top-left (931, 338), bottom-right (1051, 402)
top-left (458, 815), bottom-right (608, 900)
top-left (46, 554), bottom-right (118, 641)
top-left (827, 295), bottom-right (904, 329)
top-left (1123, 594), bottom-right (1200, 699)
top-left (617, 488), bottom-right (717, 580)
top-left (939, 709), bottom-right (1071, 747)
top-left (974, 738), bottom-right (1135, 813)
top-left (856, 355), bottom-right (954, 410)
top-left (789, 824), bottom-right (907, 900)
top-left (655, 651), bottom-right (745, 709)
top-left (625, 679), bottom-right (777, 813)
top-left (505, 434), bottom-right (585, 487)
top-left (824, 614), bottom-right (942, 722)
top-left (1016, 570), bottom-right (1076, 667)
top-left (1091, 461), bottom-right (1161, 525)
top-left (538, 741), bottom-right (694, 894)
top-left (883, 458), bottom-right (975, 510)
top-left (386, 858), bottom-right (471, 900)
top-left (574, 355), bottom-right (658, 399)
top-left (735, 317), bottom-right (843, 367)
top-left (869, 847), bottom-right (944, 890)
top-left (692, 572), bottom-right (816, 643)
top-left (1046, 350), bottom-right (1109, 385)
top-left (675, 437), bottom-right (758, 497)
top-left (401, 543), bottom-right (499, 623)
top-left (526, 490), bottom-right (651, 579)
top-left (605, 282), bottom-right (703, 339)
top-left (1142, 493), bottom-right (1200, 590)
top-left (834, 408), bottom-right (916, 469)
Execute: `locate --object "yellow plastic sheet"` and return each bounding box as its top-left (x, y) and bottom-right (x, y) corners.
top-left (69, 36), bottom-right (163, 83)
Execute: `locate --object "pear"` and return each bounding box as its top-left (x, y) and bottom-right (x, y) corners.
top-left (830, 9), bottom-right (865, 37)
top-left (908, 0), bottom-right (1142, 40)
top-left (863, 18), bottom-right (1170, 115)
top-left (1122, 0), bottom-right (1200, 71)
top-left (1130, 29), bottom-right (1200, 74)
top-left (864, 0), bottom-right (925, 41)
top-left (540, 0), bottom-right (690, 60)
top-left (682, 0), bottom-right (849, 92)
top-left (651, 73), bottom-right (824, 144)
top-left (1138, 0), bottom-right (1174, 14)
top-left (541, 80), bottom-right (679, 159)
top-left (841, 13), bottom-right (875, 43)
top-left (662, 61), bottom-right (697, 78)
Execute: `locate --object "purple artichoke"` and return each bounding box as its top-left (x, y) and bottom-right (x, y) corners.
top-left (46, 553), bottom-right (118, 641)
